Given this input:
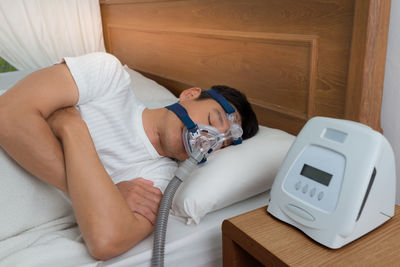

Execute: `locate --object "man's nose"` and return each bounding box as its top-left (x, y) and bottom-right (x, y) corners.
top-left (219, 122), bottom-right (230, 134)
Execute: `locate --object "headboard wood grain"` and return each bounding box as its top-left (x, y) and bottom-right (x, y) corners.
top-left (100, 0), bottom-right (391, 135)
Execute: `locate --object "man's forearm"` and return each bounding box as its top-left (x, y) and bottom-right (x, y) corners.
top-left (0, 109), bottom-right (68, 193)
top-left (60, 119), bottom-right (152, 260)
top-left (0, 63), bottom-right (80, 194)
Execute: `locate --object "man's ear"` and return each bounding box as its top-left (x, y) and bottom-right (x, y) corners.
top-left (179, 87), bottom-right (202, 101)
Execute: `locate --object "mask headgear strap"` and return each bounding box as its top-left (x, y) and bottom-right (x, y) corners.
top-left (166, 103), bottom-right (199, 135)
top-left (166, 103), bottom-right (207, 163)
top-left (204, 89), bottom-right (242, 145)
top-left (204, 89), bottom-right (235, 114)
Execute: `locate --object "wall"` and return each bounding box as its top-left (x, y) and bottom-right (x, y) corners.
top-left (381, 0), bottom-right (400, 204)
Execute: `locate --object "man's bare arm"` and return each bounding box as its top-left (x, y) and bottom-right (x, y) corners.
top-left (51, 108), bottom-right (154, 260)
top-left (0, 64), bottom-right (161, 224)
top-left (0, 64), bottom-right (79, 193)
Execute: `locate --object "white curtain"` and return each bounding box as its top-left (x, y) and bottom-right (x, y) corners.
top-left (0, 0), bottom-right (105, 70)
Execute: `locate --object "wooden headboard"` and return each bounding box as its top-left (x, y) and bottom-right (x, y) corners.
top-left (100, 0), bottom-right (391, 135)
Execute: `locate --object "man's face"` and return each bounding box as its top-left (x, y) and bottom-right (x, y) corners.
top-left (162, 88), bottom-right (241, 161)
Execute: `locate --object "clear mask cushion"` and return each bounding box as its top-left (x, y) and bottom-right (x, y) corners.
top-left (166, 89), bottom-right (243, 160)
top-left (182, 122), bottom-right (243, 156)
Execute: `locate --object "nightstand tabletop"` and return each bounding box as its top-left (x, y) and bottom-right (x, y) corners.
top-left (222, 205), bottom-right (400, 266)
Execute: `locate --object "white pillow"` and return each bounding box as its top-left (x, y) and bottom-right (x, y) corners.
top-left (171, 126), bottom-right (295, 224)
top-left (0, 147), bottom-right (73, 240)
top-left (123, 66), bottom-right (295, 224)
top-left (123, 65), bottom-right (178, 108)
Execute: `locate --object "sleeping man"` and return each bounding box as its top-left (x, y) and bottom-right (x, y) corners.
top-left (0, 52), bottom-right (258, 260)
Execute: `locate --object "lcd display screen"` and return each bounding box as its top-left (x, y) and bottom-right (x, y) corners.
top-left (300, 164), bottom-right (333, 186)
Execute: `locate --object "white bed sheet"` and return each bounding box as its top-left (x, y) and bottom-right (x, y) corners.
top-left (103, 192), bottom-right (269, 267)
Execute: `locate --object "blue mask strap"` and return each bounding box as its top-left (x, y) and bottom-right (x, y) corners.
top-left (204, 89), bottom-right (235, 114)
top-left (166, 102), bottom-right (206, 163)
top-left (204, 89), bottom-right (242, 145)
top-left (232, 139), bottom-right (242, 145)
top-left (166, 103), bottom-right (198, 133)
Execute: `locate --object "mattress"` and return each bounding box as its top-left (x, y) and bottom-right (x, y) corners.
top-left (102, 192), bottom-right (269, 267)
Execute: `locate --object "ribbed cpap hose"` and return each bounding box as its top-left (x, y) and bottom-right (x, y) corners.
top-left (151, 150), bottom-right (204, 267)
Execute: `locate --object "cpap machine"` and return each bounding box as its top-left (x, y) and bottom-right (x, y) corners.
top-left (267, 117), bottom-right (396, 249)
top-left (151, 89), bottom-right (243, 267)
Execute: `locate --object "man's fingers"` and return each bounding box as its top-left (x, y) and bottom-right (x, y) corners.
top-left (132, 179), bottom-right (163, 203)
top-left (116, 178), bottom-right (163, 224)
top-left (129, 182), bottom-right (162, 205)
top-left (135, 205), bottom-right (157, 225)
top-left (140, 186), bottom-right (162, 203)
top-left (126, 195), bottom-right (158, 224)
top-left (134, 177), bottom-right (154, 186)
top-left (124, 188), bottom-right (161, 215)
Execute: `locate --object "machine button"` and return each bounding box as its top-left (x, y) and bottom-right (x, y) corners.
top-left (295, 181), bottom-right (301, 190)
top-left (302, 184), bottom-right (308, 194)
top-left (287, 204), bottom-right (315, 221)
top-left (310, 188), bottom-right (316, 197)
top-left (318, 191), bottom-right (324, 200)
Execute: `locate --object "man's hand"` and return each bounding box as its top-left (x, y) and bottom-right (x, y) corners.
top-left (116, 178), bottom-right (163, 225)
top-left (47, 107), bottom-right (82, 138)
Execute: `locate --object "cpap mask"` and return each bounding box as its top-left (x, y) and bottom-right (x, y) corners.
top-left (166, 89), bottom-right (243, 162)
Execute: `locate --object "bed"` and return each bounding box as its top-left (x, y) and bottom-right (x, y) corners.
top-left (0, 65), bottom-right (290, 267)
top-left (0, 0), bottom-right (391, 266)
top-left (98, 0), bottom-right (391, 265)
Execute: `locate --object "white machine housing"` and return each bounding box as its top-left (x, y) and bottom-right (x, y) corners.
top-left (267, 117), bottom-right (396, 249)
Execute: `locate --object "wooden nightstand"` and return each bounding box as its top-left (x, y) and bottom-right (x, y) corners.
top-left (222, 205), bottom-right (400, 266)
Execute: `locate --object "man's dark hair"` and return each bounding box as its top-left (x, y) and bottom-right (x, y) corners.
top-left (197, 85), bottom-right (259, 140)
